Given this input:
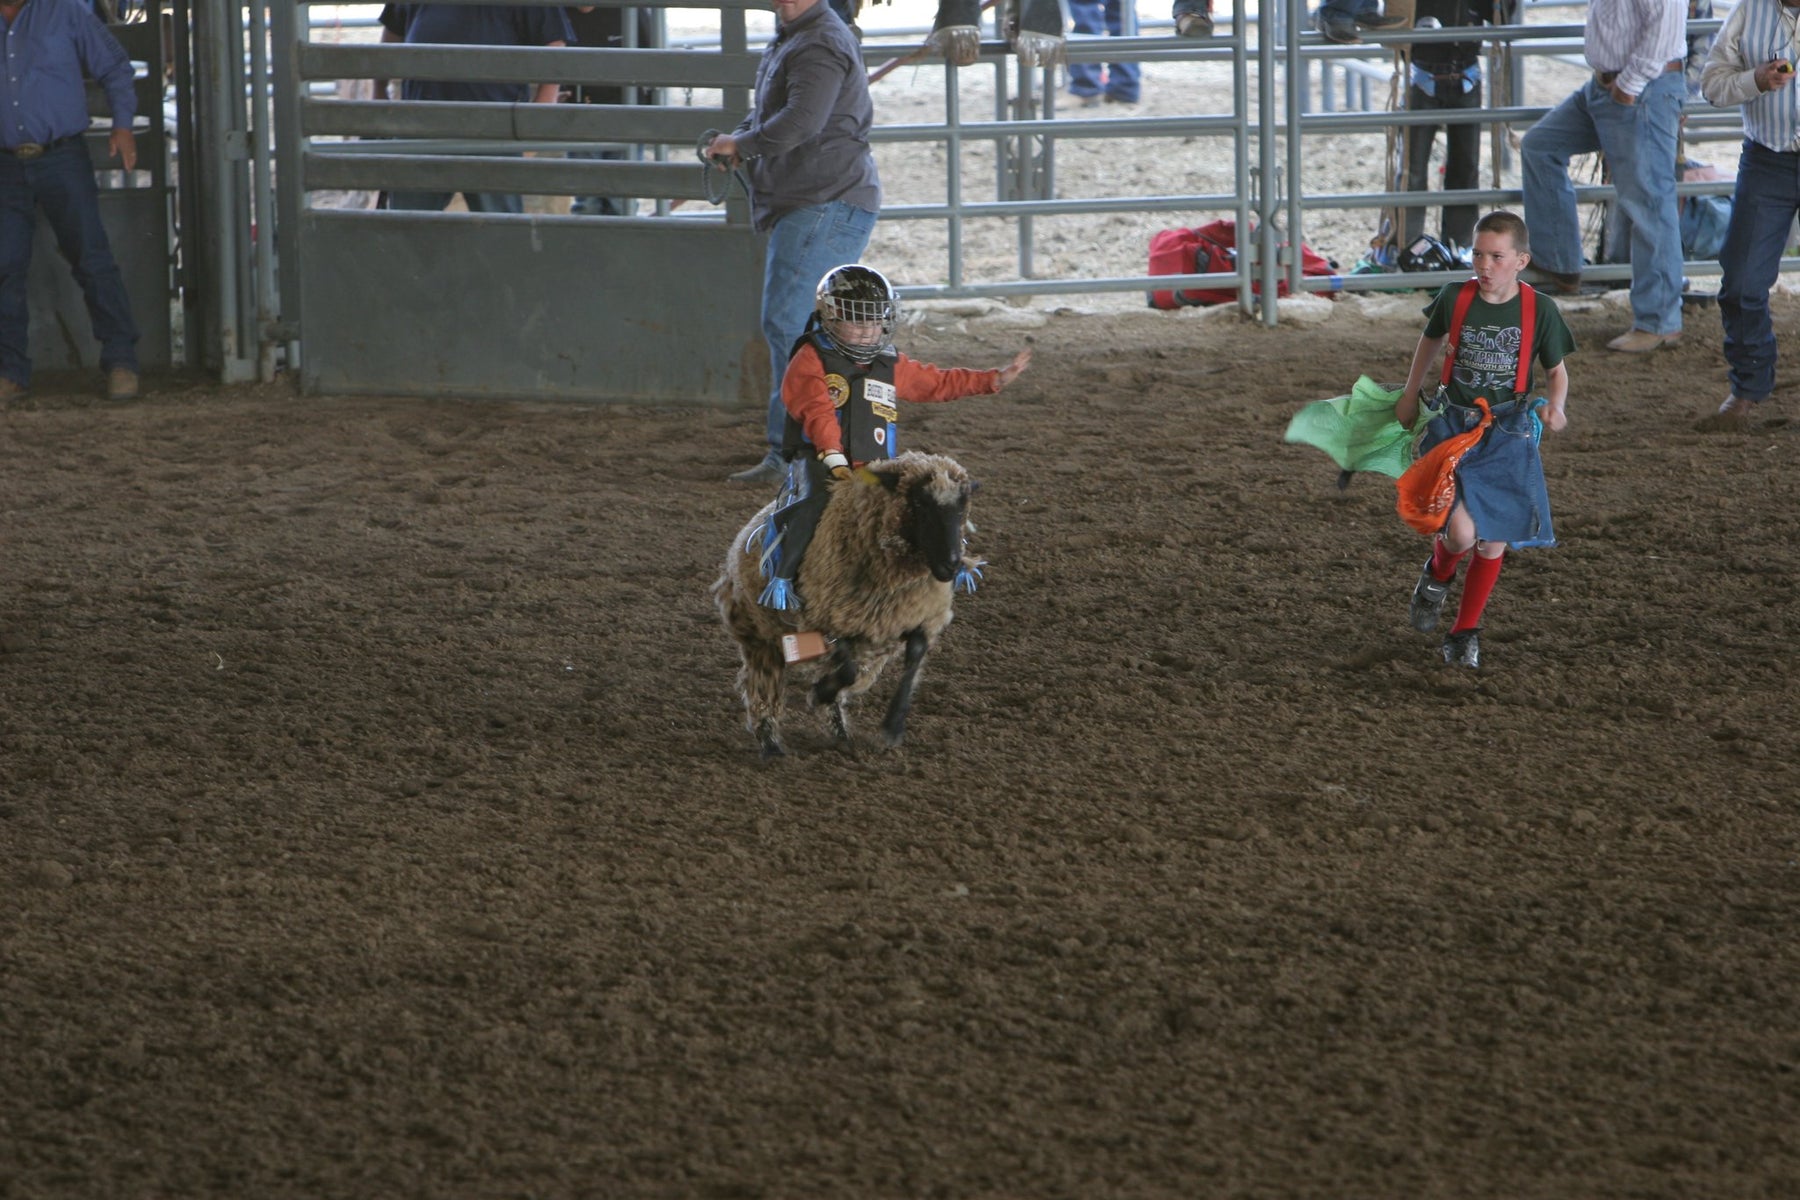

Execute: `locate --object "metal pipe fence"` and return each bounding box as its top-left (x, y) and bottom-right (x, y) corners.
top-left (247, 0), bottom-right (1762, 392)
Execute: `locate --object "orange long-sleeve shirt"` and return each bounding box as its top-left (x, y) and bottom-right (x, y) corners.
top-left (782, 342), bottom-right (1004, 463)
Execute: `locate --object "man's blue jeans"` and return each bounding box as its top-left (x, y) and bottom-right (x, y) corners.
top-left (759, 200), bottom-right (878, 449)
top-left (1068, 0), bottom-right (1140, 103)
top-left (1520, 70), bottom-right (1684, 336)
top-left (1718, 139), bottom-right (1800, 402)
top-left (0, 139), bottom-right (140, 387)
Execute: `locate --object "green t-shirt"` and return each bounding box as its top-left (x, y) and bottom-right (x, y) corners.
top-left (1421, 282), bottom-right (1576, 406)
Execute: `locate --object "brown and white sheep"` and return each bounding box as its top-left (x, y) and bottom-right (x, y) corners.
top-left (713, 452), bottom-right (976, 759)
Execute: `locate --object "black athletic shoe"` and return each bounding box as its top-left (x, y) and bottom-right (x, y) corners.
top-left (1408, 564), bottom-right (1451, 633)
top-left (1441, 629), bottom-right (1480, 669)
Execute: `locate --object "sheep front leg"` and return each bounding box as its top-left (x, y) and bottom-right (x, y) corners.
top-left (810, 647), bottom-right (859, 748)
top-left (879, 628), bottom-right (931, 748)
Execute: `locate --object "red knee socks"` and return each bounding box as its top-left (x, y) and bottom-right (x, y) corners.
top-left (1452, 552), bottom-right (1504, 633)
top-left (1429, 536), bottom-right (1469, 582)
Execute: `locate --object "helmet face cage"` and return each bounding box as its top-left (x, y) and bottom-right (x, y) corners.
top-left (816, 265), bottom-right (899, 364)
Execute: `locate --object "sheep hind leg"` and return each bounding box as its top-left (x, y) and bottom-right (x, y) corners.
top-left (879, 628), bottom-right (931, 748)
top-left (810, 651), bottom-right (859, 749)
top-left (739, 645), bottom-right (787, 760)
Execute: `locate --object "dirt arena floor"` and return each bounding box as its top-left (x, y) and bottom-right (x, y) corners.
top-left (3, 287), bottom-right (1798, 1199)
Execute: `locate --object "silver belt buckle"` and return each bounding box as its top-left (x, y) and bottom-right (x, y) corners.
top-left (14, 143), bottom-right (46, 161)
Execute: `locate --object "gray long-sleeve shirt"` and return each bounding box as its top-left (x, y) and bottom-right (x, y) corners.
top-left (732, 2), bottom-right (880, 232)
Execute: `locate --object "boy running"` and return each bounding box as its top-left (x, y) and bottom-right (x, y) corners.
top-left (1394, 210), bottom-right (1575, 668)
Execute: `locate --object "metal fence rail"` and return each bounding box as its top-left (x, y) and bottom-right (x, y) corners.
top-left (227, 0), bottom-right (1758, 395)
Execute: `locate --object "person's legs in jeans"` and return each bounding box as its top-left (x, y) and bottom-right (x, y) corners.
top-left (1103, 0), bottom-right (1140, 102)
top-left (1519, 83), bottom-right (1602, 277)
top-left (1595, 70), bottom-right (1684, 334)
top-left (0, 156), bottom-right (37, 388)
top-left (1718, 141), bottom-right (1799, 402)
top-left (759, 201), bottom-right (878, 450)
top-left (31, 143), bottom-right (139, 373)
top-left (1067, 0), bottom-right (1106, 98)
top-left (1439, 82), bottom-right (1482, 248)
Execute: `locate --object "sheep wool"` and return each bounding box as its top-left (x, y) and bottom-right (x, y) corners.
top-left (714, 452), bottom-right (974, 758)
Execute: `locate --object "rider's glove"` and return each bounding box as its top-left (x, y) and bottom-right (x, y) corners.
top-left (821, 450), bottom-right (851, 481)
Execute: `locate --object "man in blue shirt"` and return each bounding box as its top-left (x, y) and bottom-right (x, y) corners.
top-left (0, 0), bottom-right (141, 405)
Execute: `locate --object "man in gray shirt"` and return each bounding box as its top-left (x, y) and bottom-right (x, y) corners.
top-left (707, 0), bottom-right (882, 484)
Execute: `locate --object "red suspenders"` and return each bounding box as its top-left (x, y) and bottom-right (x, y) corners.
top-left (1441, 278), bottom-right (1537, 397)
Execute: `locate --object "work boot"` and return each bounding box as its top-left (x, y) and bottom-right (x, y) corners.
top-left (1522, 267), bottom-right (1588, 295)
top-left (1605, 328), bottom-right (1681, 353)
top-left (931, 0), bottom-right (984, 66)
top-left (106, 367), bottom-right (139, 402)
top-left (728, 448), bottom-right (784, 485)
top-left (1694, 393), bottom-right (1758, 432)
top-left (0, 377), bottom-right (25, 410)
top-left (1007, 0), bottom-right (1068, 66)
top-left (1314, 8), bottom-right (1359, 40)
top-left (1173, 0), bottom-right (1215, 35)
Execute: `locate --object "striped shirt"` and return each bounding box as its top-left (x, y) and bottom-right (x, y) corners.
top-left (1584, 0), bottom-right (1690, 96)
top-left (1700, 0), bottom-right (1800, 151)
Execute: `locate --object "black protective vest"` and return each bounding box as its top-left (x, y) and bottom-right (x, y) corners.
top-left (783, 330), bottom-right (900, 465)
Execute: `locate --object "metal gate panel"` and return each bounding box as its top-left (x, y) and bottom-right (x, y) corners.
top-left (298, 210), bottom-right (764, 404)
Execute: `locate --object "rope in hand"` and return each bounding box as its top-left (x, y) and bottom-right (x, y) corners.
top-left (696, 129), bottom-right (750, 206)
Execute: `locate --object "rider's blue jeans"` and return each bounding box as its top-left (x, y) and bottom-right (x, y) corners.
top-left (1068, 0), bottom-right (1141, 103)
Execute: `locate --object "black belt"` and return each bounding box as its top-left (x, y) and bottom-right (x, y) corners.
top-left (1596, 59), bottom-right (1683, 87)
top-left (0, 133), bottom-right (82, 161)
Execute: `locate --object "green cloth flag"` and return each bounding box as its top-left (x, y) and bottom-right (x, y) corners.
top-left (1283, 375), bottom-right (1428, 480)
